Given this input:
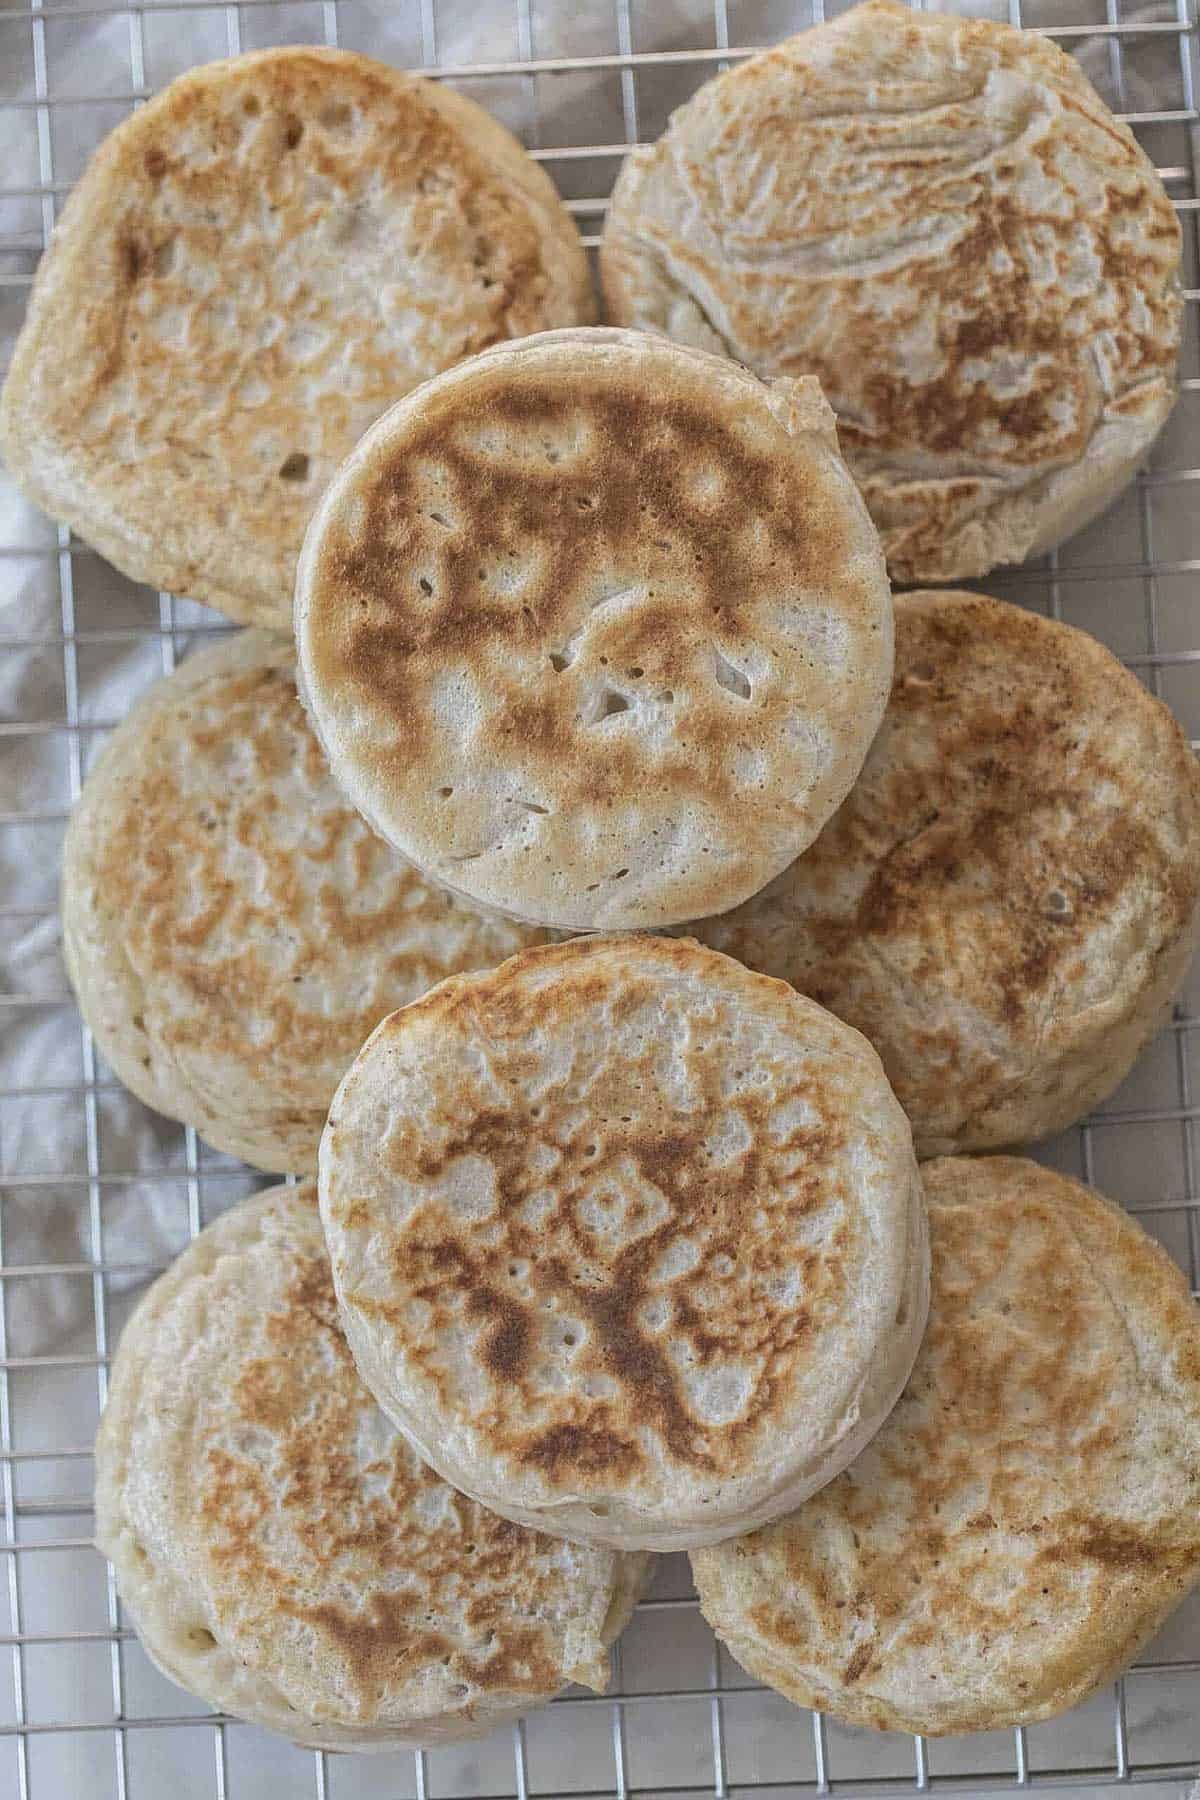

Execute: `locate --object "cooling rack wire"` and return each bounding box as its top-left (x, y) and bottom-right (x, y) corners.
top-left (1, 0), bottom-right (1199, 1794)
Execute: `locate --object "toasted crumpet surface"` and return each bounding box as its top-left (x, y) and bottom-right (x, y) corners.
top-left (691, 590), bottom-right (1200, 1157)
top-left (94, 1182), bottom-right (647, 1749)
top-left (0, 48), bottom-right (593, 626)
top-left (296, 328), bottom-right (892, 930)
top-left (62, 630), bottom-right (550, 1173)
top-left (319, 934), bottom-right (927, 1550)
top-left (602, 0), bottom-right (1182, 582)
top-left (692, 1156), bottom-right (1200, 1735)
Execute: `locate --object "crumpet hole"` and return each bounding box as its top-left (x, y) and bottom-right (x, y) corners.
top-left (121, 238), bottom-right (148, 282)
top-left (1046, 890), bottom-right (1073, 919)
top-left (713, 647), bottom-right (752, 701)
top-left (278, 452), bottom-right (309, 482)
top-left (419, 577), bottom-right (434, 596)
top-left (283, 116), bottom-right (304, 150)
top-left (592, 690), bottom-right (630, 723)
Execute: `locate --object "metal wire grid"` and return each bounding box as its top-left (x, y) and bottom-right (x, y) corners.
top-left (0, 0), bottom-right (1199, 1795)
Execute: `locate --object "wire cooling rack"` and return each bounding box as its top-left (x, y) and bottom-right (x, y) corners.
top-left (1, 1), bottom-right (1199, 1796)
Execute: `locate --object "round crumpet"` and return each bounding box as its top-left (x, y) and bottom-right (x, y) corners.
top-left (602, 0), bottom-right (1182, 584)
top-left (692, 1156), bottom-right (1200, 1735)
top-left (318, 934), bottom-right (928, 1551)
top-left (295, 327), bottom-right (893, 932)
top-left (0, 48), bottom-right (593, 628)
top-left (62, 630), bottom-right (549, 1173)
top-left (693, 590), bottom-right (1200, 1157)
top-left (95, 1182), bottom-right (647, 1749)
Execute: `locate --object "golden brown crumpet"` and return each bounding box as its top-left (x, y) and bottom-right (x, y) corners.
top-left (318, 935), bottom-right (928, 1552)
top-left (692, 591), bottom-right (1200, 1158)
top-left (61, 631), bottom-right (549, 1174)
top-left (692, 1156), bottom-right (1200, 1736)
top-left (295, 327), bottom-right (893, 932)
top-left (94, 1183), bottom-right (647, 1749)
top-left (601, 0), bottom-right (1182, 584)
top-left (0, 48), bottom-right (592, 629)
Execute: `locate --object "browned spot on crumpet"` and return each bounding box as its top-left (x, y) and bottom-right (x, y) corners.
top-left (121, 237), bottom-right (147, 282)
top-left (1076, 1523), bottom-right (1164, 1570)
top-left (468, 1286), bottom-right (531, 1380)
top-left (379, 1070), bottom-right (843, 1483)
top-left (523, 1424), bottom-right (640, 1480)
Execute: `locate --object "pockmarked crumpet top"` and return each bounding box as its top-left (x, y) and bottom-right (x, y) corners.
top-left (602, 0), bottom-right (1182, 583)
top-left (295, 327), bottom-right (893, 931)
top-left (319, 935), bottom-right (928, 1551)
top-left (62, 630), bottom-right (550, 1173)
top-left (95, 1183), bottom-right (646, 1750)
top-left (693, 1157), bottom-right (1200, 1735)
top-left (692, 591), bottom-right (1200, 1158)
top-left (0, 48), bottom-right (593, 627)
